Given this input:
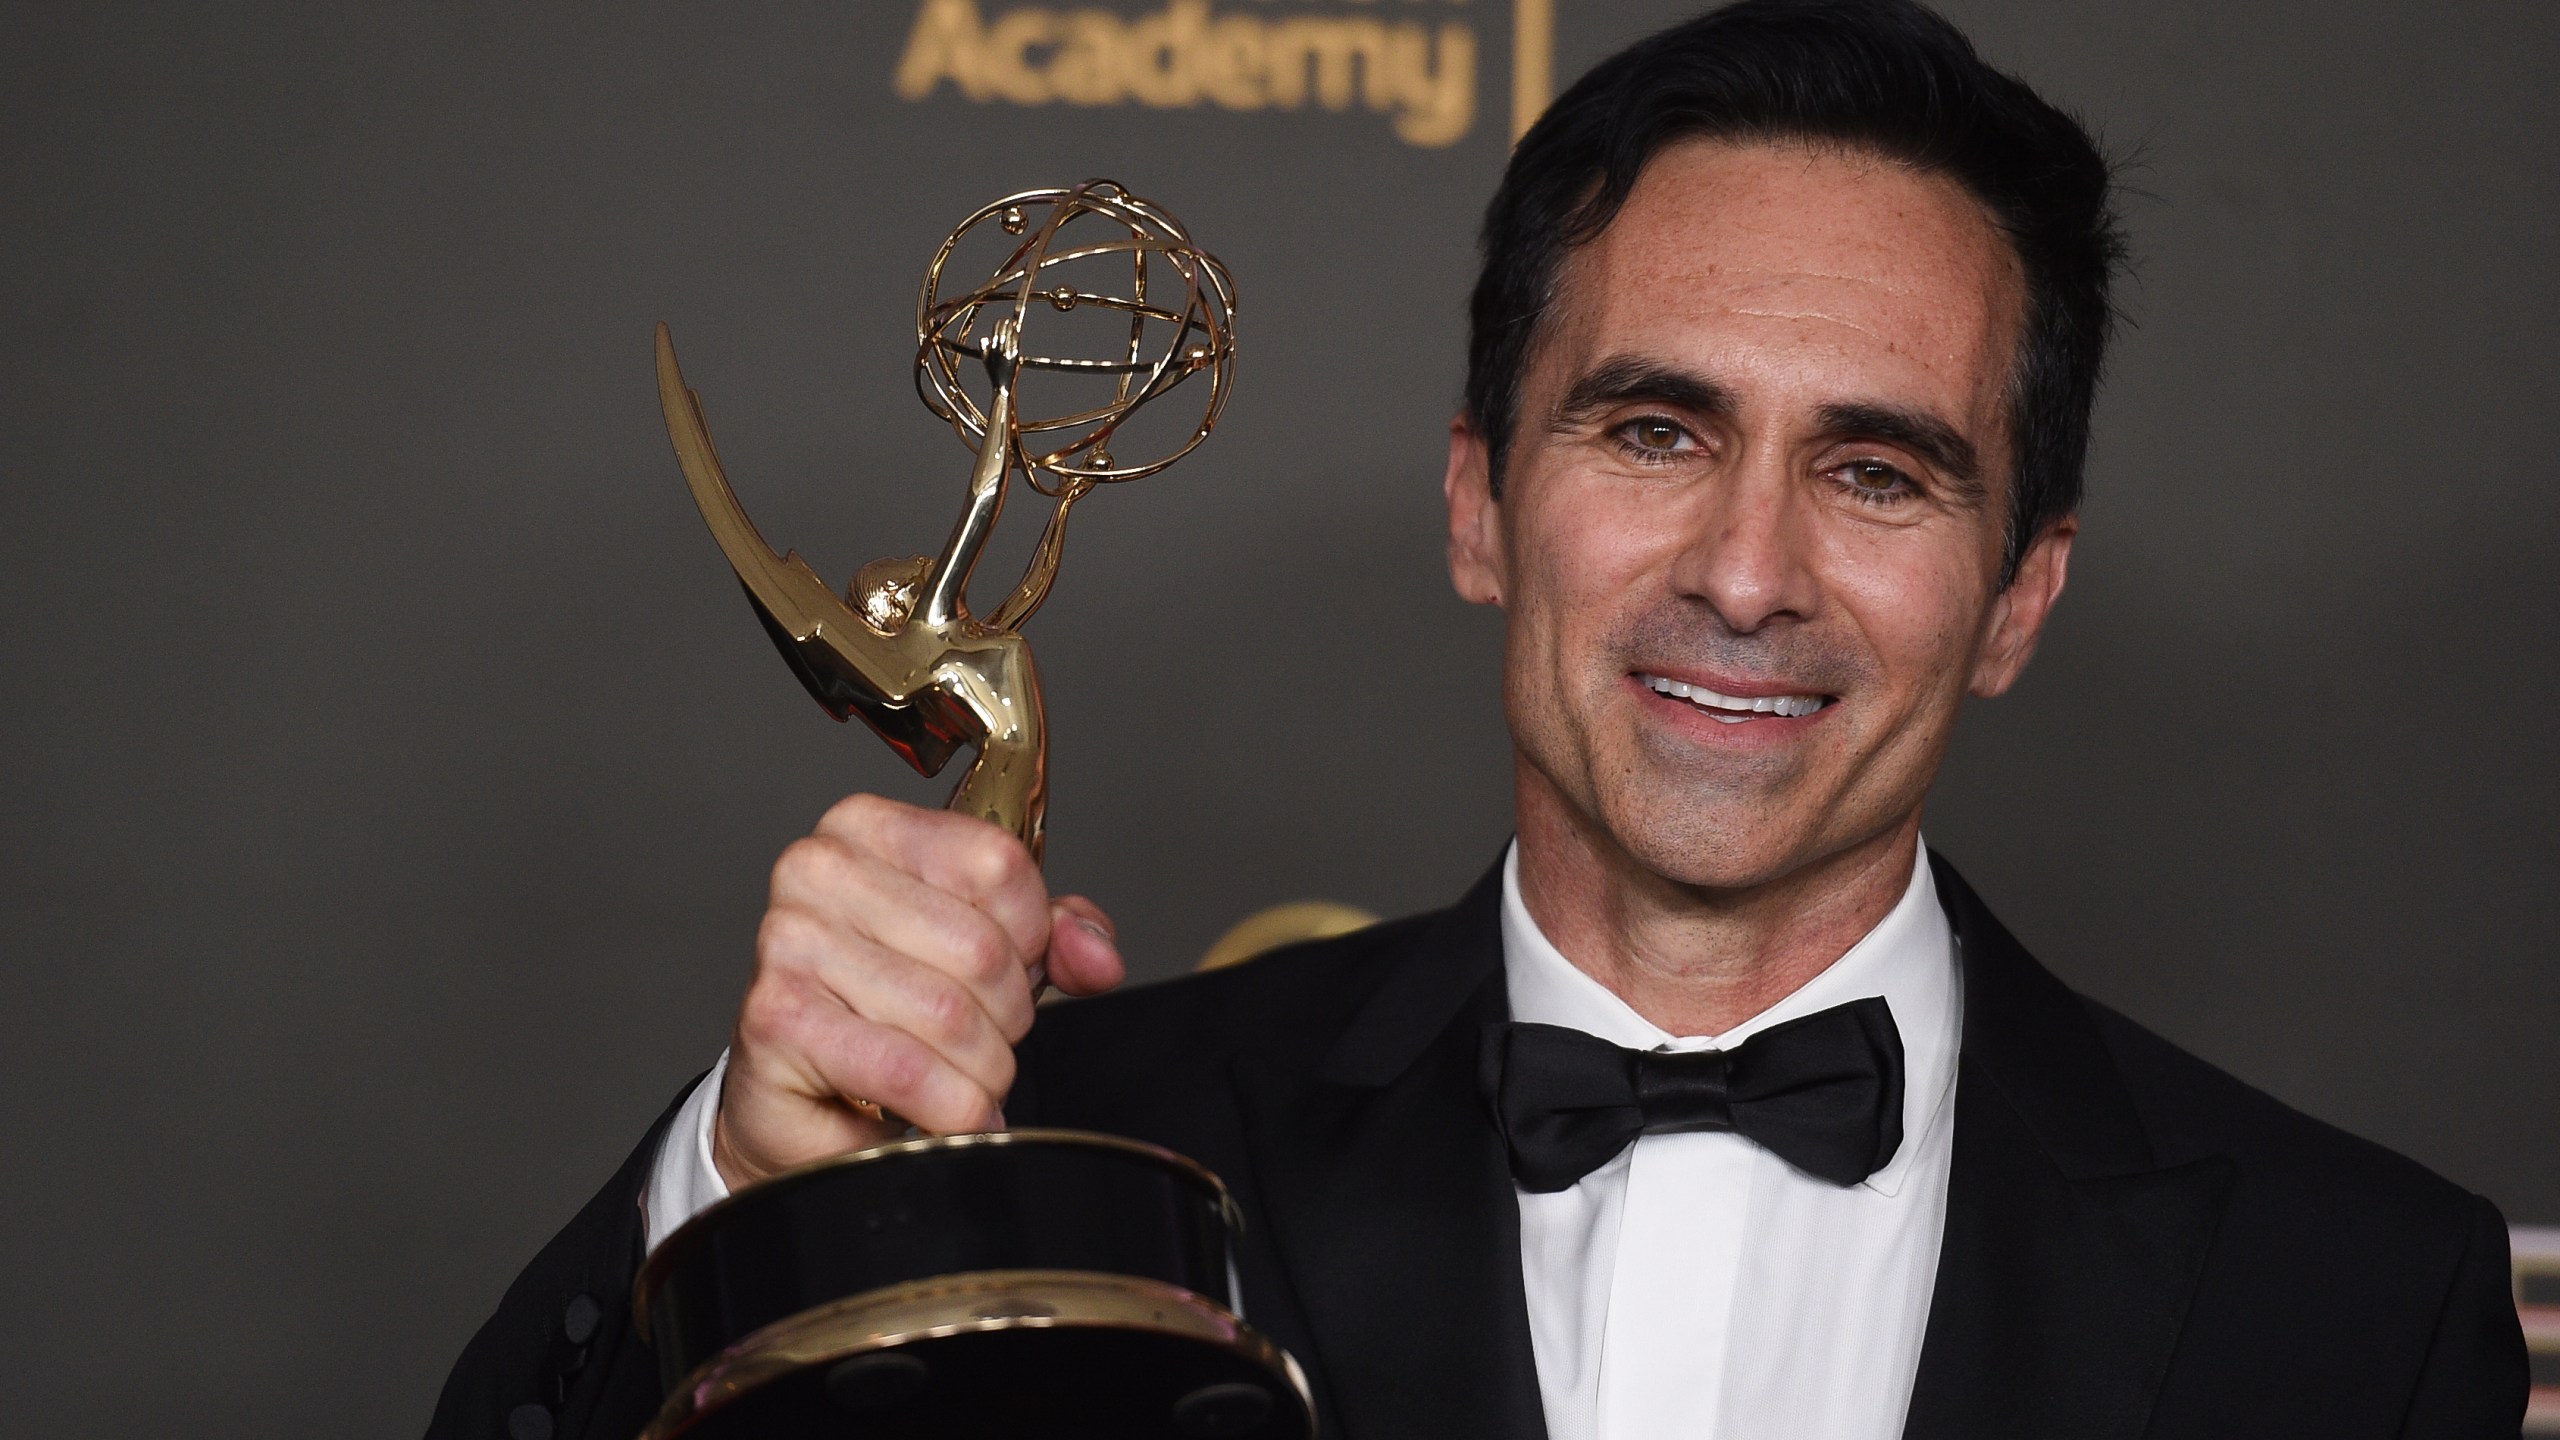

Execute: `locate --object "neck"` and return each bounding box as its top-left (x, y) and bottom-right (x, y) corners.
top-left (1512, 769), bottom-right (1921, 1037)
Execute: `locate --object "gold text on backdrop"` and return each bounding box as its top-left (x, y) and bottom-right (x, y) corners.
top-left (1511, 0), bottom-right (1552, 141)
top-left (895, 0), bottom-right (1554, 149)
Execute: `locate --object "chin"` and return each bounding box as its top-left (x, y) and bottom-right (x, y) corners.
top-left (1600, 792), bottom-right (1822, 893)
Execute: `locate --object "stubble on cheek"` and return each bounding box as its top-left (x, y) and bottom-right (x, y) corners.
top-left (1501, 573), bottom-right (1600, 803)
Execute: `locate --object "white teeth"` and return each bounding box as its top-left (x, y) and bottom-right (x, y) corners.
top-left (1641, 673), bottom-right (1826, 719)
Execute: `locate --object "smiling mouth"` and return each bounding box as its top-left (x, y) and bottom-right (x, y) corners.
top-left (1637, 672), bottom-right (1832, 724)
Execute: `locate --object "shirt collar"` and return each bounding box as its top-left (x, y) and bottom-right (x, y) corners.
top-left (1499, 837), bottom-right (1962, 1197)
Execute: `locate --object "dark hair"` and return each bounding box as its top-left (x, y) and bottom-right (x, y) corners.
top-left (1465, 0), bottom-right (2124, 582)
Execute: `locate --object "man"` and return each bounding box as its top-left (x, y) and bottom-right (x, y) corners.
top-left (431, 2), bottom-right (2528, 1436)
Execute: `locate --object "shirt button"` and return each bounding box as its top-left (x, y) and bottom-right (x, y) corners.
top-left (506, 1402), bottom-right (554, 1440)
top-left (562, 1293), bottom-right (602, 1348)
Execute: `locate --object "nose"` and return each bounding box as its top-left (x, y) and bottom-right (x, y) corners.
top-left (1663, 453), bottom-right (1820, 633)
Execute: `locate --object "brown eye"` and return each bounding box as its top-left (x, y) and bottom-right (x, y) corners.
top-left (1620, 417), bottom-right (1690, 453)
top-left (1842, 460), bottom-right (1913, 497)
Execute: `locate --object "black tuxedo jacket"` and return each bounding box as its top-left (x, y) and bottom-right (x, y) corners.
top-left (430, 860), bottom-right (2526, 1439)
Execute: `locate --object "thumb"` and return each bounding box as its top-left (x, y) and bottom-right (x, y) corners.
top-left (1045, 895), bottom-right (1127, 998)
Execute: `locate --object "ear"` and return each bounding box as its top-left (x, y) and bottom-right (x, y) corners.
top-left (1445, 414), bottom-right (1505, 607)
top-left (1969, 515), bottom-right (2076, 698)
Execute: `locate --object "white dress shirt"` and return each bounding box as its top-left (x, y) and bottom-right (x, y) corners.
top-left (1503, 840), bottom-right (1961, 1440)
top-left (645, 1046), bottom-right (731, 1254)
top-left (643, 841), bottom-right (1962, 1440)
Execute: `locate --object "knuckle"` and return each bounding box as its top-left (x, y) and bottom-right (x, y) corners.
top-left (857, 1029), bottom-right (934, 1103)
top-left (823, 791), bottom-right (893, 833)
top-left (755, 907), bottom-right (828, 972)
top-left (915, 975), bottom-right (979, 1046)
top-left (734, 980), bottom-right (806, 1053)
top-left (782, 834), bottom-right (857, 890)
top-left (989, 841), bottom-right (1035, 893)
top-left (957, 832), bottom-right (1028, 895)
top-left (769, 836), bottom-right (825, 893)
top-left (952, 921), bottom-right (1016, 985)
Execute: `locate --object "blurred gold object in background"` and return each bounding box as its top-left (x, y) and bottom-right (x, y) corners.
top-left (1197, 901), bottom-right (1380, 972)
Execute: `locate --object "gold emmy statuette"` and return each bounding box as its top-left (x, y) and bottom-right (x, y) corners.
top-left (637, 183), bottom-right (1313, 1440)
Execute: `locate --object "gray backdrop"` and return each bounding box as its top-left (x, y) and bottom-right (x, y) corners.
top-left (5, 1), bottom-right (2555, 1433)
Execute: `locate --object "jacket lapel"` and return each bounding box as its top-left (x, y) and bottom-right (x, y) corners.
top-left (1231, 864), bottom-right (1548, 1440)
top-left (1902, 863), bottom-right (2235, 1440)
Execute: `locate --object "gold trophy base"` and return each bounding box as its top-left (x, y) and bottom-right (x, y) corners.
top-left (641, 1269), bottom-right (1314, 1439)
top-left (632, 1130), bottom-right (1314, 1439)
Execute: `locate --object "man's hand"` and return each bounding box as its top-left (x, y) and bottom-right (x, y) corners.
top-left (711, 794), bottom-right (1126, 1189)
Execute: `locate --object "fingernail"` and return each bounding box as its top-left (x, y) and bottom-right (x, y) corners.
top-left (1075, 916), bottom-right (1115, 945)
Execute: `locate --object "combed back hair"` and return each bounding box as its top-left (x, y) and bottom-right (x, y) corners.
top-left (1464, 0), bottom-right (2125, 582)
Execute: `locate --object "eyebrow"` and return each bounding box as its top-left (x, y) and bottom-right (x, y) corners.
top-left (1551, 355), bottom-right (1991, 506)
top-left (1550, 356), bottom-right (1736, 430)
top-left (1818, 402), bottom-right (1986, 504)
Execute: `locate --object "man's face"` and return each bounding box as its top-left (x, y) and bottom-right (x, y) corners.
top-left (1447, 138), bottom-right (2074, 892)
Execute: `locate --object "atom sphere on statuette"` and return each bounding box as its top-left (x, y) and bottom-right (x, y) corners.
top-left (914, 178), bottom-right (1238, 499)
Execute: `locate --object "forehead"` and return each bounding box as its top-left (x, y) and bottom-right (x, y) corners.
top-left (1548, 137), bottom-right (2025, 417)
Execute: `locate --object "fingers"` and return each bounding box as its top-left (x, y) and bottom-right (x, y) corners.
top-left (1046, 894), bottom-right (1127, 998)
top-left (713, 1025), bottom-right (908, 1186)
top-left (749, 968), bottom-right (1001, 1134)
top-left (769, 832), bottom-right (1039, 1044)
top-left (815, 795), bottom-right (1052, 962)
top-left (717, 973), bottom-right (1001, 1187)
top-left (720, 793), bottom-right (1134, 1185)
top-left (755, 901), bottom-right (1021, 1103)
top-left (719, 794), bottom-right (1066, 1183)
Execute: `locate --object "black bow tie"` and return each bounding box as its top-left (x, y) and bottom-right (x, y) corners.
top-left (1481, 998), bottom-right (1906, 1193)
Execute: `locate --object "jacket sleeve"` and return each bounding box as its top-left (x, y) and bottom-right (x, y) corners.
top-left (2396, 1193), bottom-right (2529, 1438)
top-left (424, 1080), bottom-right (700, 1440)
